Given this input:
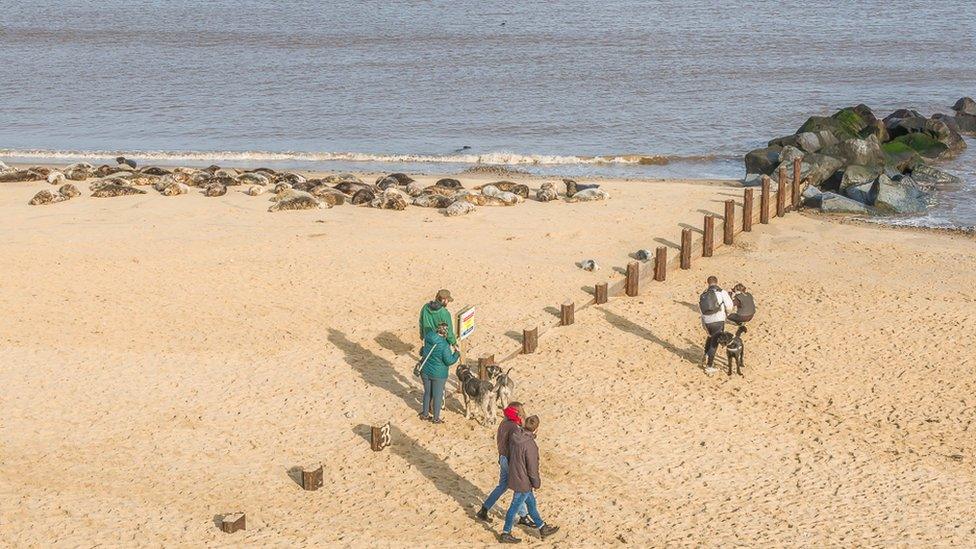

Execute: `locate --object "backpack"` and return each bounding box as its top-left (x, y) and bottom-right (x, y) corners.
top-left (734, 292), bottom-right (756, 316)
top-left (699, 286), bottom-right (722, 315)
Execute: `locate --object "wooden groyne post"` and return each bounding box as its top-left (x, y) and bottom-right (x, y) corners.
top-left (220, 513), bottom-right (246, 534)
top-left (760, 176), bottom-right (771, 224)
top-left (680, 228), bottom-right (692, 269)
top-left (702, 215), bottom-right (714, 257)
top-left (792, 157), bottom-right (802, 210)
top-left (723, 200), bottom-right (735, 245)
top-left (301, 465), bottom-right (324, 491)
top-left (522, 327), bottom-right (538, 354)
top-left (777, 167), bottom-right (787, 217)
top-left (625, 262), bottom-right (639, 296)
top-left (560, 301), bottom-right (575, 326)
top-left (654, 247), bottom-right (667, 281)
top-left (595, 282), bottom-right (608, 304)
top-left (743, 188), bottom-right (754, 232)
top-left (371, 422), bottom-right (391, 452)
top-left (478, 354), bottom-right (495, 380)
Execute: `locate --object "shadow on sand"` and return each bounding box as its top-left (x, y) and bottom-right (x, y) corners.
top-left (329, 328), bottom-right (420, 409)
top-left (596, 307), bottom-right (700, 363)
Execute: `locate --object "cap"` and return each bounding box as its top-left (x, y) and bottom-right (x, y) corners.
top-left (436, 289), bottom-right (453, 302)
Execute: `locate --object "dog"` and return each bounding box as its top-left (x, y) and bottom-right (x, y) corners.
top-left (455, 364), bottom-right (497, 425)
top-left (489, 367), bottom-right (516, 410)
top-left (714, 325), bottom-right (747, 376)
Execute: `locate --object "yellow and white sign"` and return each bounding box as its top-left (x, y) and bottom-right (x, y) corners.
top-left (457, 306), bottom-right (476, 341)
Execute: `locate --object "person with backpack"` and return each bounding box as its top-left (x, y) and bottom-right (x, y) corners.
top-left (728, 283), bottom-right (756, 324)
top-left (699, 275), bottom-right (735, 375)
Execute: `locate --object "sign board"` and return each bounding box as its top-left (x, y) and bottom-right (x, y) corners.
top-left (457, 306), bottom-right (476, 341)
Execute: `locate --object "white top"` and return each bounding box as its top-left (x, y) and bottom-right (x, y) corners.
top-left (700, 287), bottom-right (735, 324)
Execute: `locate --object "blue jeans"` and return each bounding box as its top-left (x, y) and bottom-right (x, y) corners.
top-left (421, 374), bottom-right (446, 421)
top-left (503, 491), bottom-right (544, 534)
top-left (482, 456), bottom-right (528, 516)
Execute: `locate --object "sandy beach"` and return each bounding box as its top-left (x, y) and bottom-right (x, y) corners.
top-left (2, 168), bottom-right (975, 546)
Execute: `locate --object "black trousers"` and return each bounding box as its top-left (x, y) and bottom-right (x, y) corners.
top-left (703, 321), bottom-right (726, 367)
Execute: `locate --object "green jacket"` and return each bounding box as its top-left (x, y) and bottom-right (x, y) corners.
top-left (420, 331), bottom-right (460, 379)
top-left (419, 301), bottom-right (457, 345)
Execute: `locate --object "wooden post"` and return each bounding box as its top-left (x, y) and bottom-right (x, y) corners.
top-left (680, 229), bottom-right (692, 270)
top-left (595, 282), bottom-right (608, 304)
top-left (723, 200), bottom-right (735, 245)
top-left (477, 355), bottom-right (495, 380)
top-left (625, 262), bottom-right (639, 297)
top-left (220, 513), bottom-right (246, 534)
top-left (522, 327), bottom-right (538, 354)
top-left (654, 247), bottom-right (667, 282)
top-left (560, 301), bottom-right (575, 326)
top-left (370, 421), bottom-right (391, 452)
top-left (776, 167), bottom-right (786, 217)
top-left (702, 215), bottom-right (714, 257)
top-left (301, 465), bottom-right (323, 491)
top-left (760, 176), bottom-right (770, 224)
top-left (743, 188), bottom-right (754, 232)
top-left (792, 157), bottom-right (802, 210)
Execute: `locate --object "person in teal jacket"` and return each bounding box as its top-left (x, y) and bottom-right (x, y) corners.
top-left (419, 322), bottom-right (460, 424)
top-left (419, 289), bottom-right (458, 346)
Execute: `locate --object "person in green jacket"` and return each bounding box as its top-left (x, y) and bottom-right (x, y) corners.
top-left (419, 289), bottom-right (457, 347)
top-left (419, 322), bottom-right (460, 424)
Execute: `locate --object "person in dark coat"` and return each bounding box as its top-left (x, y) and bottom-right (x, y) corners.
top-left (499, 415), bottom-right (560, 544)
top-left (476, 402), bottom-right (530, 525)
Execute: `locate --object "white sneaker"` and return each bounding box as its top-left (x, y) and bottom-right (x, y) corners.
top-left (704, 367), bottom-right (718, 376)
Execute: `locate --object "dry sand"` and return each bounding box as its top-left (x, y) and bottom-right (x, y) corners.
top-left (1, 169), bottom-right (975, 546)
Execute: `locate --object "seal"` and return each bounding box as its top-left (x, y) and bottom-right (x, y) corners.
top-left (375, 176), bottom-right (400, 190)
top-left (203, 183), bottom-right (227, 197)
top-left (334, 181), bottom-right (374, 196)
top-left (268, 195), bottom-right (324, 212)
top-left (309, 184), bottom-right (347, 205)
top-left (412, 193), bottom-right (454, 208)
top-left (387, 173), bottom-right (415, 185)
top-left (91, 184), bottom-right (147, 198)
top-left (323, 173), bottom-right (364, 185)
top-left (158, 181), bottom-right (189, 196)
top-left (238, 172), bottom-right (270, 185)
top-left (536, 182), bottom-right (559, 202)
top-left (245, 185), bottom-right (266, 196)
top-left (404, 181), bottom-right (425, 197)
top-left (422, 185), bottom-right (456, 198)
top-left (435, 178), bottom-right (463, 189)
top-left (64, 163), bottom-right (93, 181)
top-left (444, 200), bottom-right (477, 216)
top-left (477, 181), bottom-right (529, 198)
top-left (47, 171), bottom-right (67, 185)
top-left (567, 188), bottom-right (610, 202)
top-left (480, 185), bottom-right (523, 205)
top-left (370, 189), bottom-right (408, 211)
top-left (0, 169), bottom-right (45, 183)
top-left (351, 189), bottom-right (376, 205)
top-left (28, 189), bottom-right (64, 205)
top-left (273, 182), bottom-right (293, 194)
top-left (460, 194), bottom-right (507, 206)
top-left (58, 183), bottom-right (81, 198)
top-left (139, 166), bottom-right (171, 176)
top-left (116, 156), bottom-right (137, 169)
top-left (563, 178), bottom-right (600, 197)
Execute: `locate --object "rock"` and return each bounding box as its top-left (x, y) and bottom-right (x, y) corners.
top-left (820, 135), bottom-right (884, 167)
top-left (880, 140), bottom-right (922, 171)
top-left (802, 185), bottom-right (823, 208)
top-left (844, 181), bottom-right (874, 204)
top-left (742, 173), bottom-right (764, 187)
top-left (862, 119), bottom-right (888, 143)
top-left (794, 153), bottom-right (845, 190)
top-left (890, 133), bottom-right (949, 159)
top-left (952, 97), bottom-right (976, 116)
top-left (815, 130), bottom-right (840, 150)
top-left (872, 175), bottom-right (930, 214)
top-left (743, 145), bottom-right (781, 176)
top-left (909, 164), bottom-right (963, 190)
top-left (933, 113), bottom-right (976, 135)
top-left (779, 146), bottom-right (804, 165)
top-left (840, 165), bottom-right (882, 191)
top-left (885, 116), bottom-right (965, 159)
top-left (768, 132), bottom-right (822, 153)
top-left (819, 192), bottom-right (868, 214)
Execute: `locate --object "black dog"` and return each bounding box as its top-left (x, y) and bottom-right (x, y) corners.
top-left (715, 325), bottom-right (747, 376)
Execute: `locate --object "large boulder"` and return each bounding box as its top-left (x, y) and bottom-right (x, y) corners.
top-left (820, 134), bottom-right (885, 167)
top-left (742, 173), bottom-right (764, 187)
top-left (743, 145), bottom-right (781, 176)
top-left (802, 185), bottom-right (823, 208)
top-left (880, 140), bottom-right (922, 171)
top-left (885, 115), bottom-right (966, 159)
top-left (779, 145), bottom-right (805, 165)
top-left (798, 106), bottom-right (873, 140)
top-left (844, 181), bottom-right (874, 204)
top-left (909, 163), bottom-right (963, 190)
top-left (769, 131), bottom-right (823, 153)
top-left (820, 192), bottom-right (869, 214)
top-left (798, 153), bottom-right (845, 189)
top-left (840, 165), bottom-right (882, 191)
top-left (933, 112), bottom-right (976, 135)
top-left (952, 97), bottom-right (976, 116)
top-left (872, 175), bottom-right (930, 214)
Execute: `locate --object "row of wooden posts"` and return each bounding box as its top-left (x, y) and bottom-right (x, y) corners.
top-left (505, 158), bottom-right (806, 362)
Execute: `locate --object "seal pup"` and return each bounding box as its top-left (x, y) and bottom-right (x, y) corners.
top-left (116, 156), bottom-right (137, 169)
top-left (245, 185), bottom-right (266, 196)
top-left (268, 195), bottom-right (324, 212)
top-left (91, 184), bottom-right (146, 198)
top-left (47, 171), bottom-right (67, 185)
top-left (635, 249), bottom-right (652, 261)
top-left (370, 188), bottom-right (408, 210)
top-left (536, 182), bottom-right (558, 202)
top-left (29, 189), bottom-right (66, 205)
top-left (579, 259), bottom-right (600, 271)
top-left (480, 185), bottom-right (523, 205)
top-left (567, 188), bottom-right (610, 202)
top-left (351, 189), bottom-right (376, 205)
top-left (58, 183), bottom-right (81, 198)
top-left (203, 183), bottom-right (227, 197)
top-left (444, 200), bottom-right (477, 216)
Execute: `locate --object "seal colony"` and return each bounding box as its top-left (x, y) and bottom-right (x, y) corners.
top-left (1, 160), bottom-right (610, 214)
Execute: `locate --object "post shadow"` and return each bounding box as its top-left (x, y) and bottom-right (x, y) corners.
top-left (696, 208), bottom-right (723, 217)
top-left (678, 223), bottom-right (704, 235)
top-left (653, 237), bottom-right (681, 250)
top-left (595, 307), bottom-right (700, 363)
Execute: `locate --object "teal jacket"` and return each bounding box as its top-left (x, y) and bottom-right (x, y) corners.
top-left (420, 330), bottom-right (460, 379)
top-left (419, 301), bottom-right (457, 345)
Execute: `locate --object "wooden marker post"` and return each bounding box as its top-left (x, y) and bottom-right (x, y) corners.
top-left (625, 262), bottom-right (639, 297)
top-left (760, 176), bottom-right (771, 224)
top-left (723, 200), bottom-right (735, 245)
top-left (743, 188), bottom-right (754, 232)
top-left (792, 157), bottom-right (802, 210)
top-left (560, 301), bottom-right (575, 326)
top-left (703, 215), bottom-right (715, 257)
top-left (221, 513), bottom-right (246, 534)
top-left (777, 167), bottom-right (786, 217)
top-left (654, 247), bottom-right (667, 281)
top-left (301, 465), bottom-right (323, 491)
top-left (370, 422), bottom-right (391, 452)
top-left (595, 282), bottom-right (608, 304)
top-left (680, 229), bottom-right (692, 270)
top-left (477, 355), bottom-right (495, 380)
top-left (522, 327), bottom-right (538, 354)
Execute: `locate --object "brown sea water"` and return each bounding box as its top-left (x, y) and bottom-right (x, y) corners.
top-left (1, 1), bottom-right (975, 227)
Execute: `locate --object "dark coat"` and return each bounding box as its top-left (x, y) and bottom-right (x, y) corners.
top-left (507, 429), bottom-right (541, 492)
top-left (496, 418), bottom-right (520, 458)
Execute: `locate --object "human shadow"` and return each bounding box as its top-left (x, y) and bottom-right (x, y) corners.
top-left (654, 237), bottom-right (681, 250)
top-left (355, 424), bottom-right (495, 533)
top-left (375, 331), bottom-right (416, 358)
top-left (328, 328), bottom-right (420, 410)
top-left (596, 307), bottom-right (700, 363)
top-left (673, 300), bottom-right (700, 313)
